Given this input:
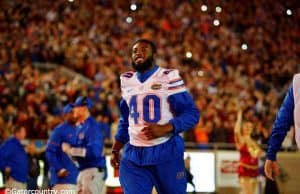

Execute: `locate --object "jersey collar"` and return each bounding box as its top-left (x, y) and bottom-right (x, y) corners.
top-left (136, 65), bottom-right (159, 83)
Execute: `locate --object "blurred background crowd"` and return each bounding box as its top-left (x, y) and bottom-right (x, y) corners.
top-left (0, 0), bottom-right (299, 145)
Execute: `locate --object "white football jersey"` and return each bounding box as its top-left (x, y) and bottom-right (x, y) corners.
top-left (293, 73), bottom-right (300, 149)
top-left (120, 67), bottom-right (187, 146)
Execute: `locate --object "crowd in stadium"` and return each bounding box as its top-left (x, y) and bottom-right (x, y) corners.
top-left (0, 0), bottom-right (299, 145)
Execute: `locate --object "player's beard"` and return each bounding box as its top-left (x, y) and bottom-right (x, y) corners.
top-left (131, 55), bottom-right (154, 73)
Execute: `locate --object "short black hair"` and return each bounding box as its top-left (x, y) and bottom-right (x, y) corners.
top-left (132, 39), bottom-right (157, 54)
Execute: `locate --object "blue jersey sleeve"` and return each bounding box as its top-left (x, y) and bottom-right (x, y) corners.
top-left (85, 121), bottom-right (104, 160)
top-left (115, 99), bottom-right (130, 144)
top-left (168, 91), bottom-right (200, 134)
top-left (46, 127), bottom-right (64, 172)
top-left (0, 140), bottom-right (12, 170)
top-left (267, 85), bottom-right (294, 161)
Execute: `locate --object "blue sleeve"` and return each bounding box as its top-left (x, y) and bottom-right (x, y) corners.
top-left (115, 99), bottom-right (130, 144)
top-left (267, 85), bottom-right (294, 161)
top-left (0, 140), bottom-right (12, 170)
top-left (46, 128), bottom-right (64, 172)
top-left (85, 121), bottom-right (104, 160)
top-left (168, 91), bottom-right (200, 134)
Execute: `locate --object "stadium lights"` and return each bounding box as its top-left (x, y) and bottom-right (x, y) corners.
top-left (213, 19), bottom-right (220, 26)
top-left (201, 5), bottom-right (208, 12)
top-left (126, 16), bottom-right (133, 24)
top-left (286, 9), bottom-right (292, 16)
top-left (130, 3), bottom-right (137, 11)
top-left (241, 43), bottom-right (248, 50)
top-left (186, 51), bottom-right (193, 58)
top-left (215, 6), bottom-right (222, 13)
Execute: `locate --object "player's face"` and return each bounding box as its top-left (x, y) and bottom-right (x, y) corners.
top-left (131, 42), bottom-right (154, 72)
top-left (72, 106), bottom-right (86, 119)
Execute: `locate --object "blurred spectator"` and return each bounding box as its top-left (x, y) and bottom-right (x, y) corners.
top-left (46, 104), bottom-right (78, 191)
top-left (234, 110), bottom-right (265, 194)
top-left (0, 126), bottom-right (28, 189)
top-left (27, 141), bottom-right (41, 190)
top-left (193, 120), bottom-right (212, 144)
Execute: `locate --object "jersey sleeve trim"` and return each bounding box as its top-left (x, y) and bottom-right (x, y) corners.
top-left (168, 78), bottom-right (183, 84)
top-left (168, 84), bottom-right (185, 90)
top-left (121, 71), bottom-right (135, 78)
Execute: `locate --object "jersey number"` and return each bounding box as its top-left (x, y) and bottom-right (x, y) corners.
top-left (129, 95), bottom-right (161, 124)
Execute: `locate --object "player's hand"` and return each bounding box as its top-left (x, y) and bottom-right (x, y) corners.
top-left (110, 140), bottom-right (123, 169)
top-left (57, 168), bottom-right (69, 178)
top-left (110, 150), bottom-right (121, 169)
top-left (264, 159), bottom-right (279, 180)
top-left (62, 142), bottom-right (71, 155)
top-left (141, 123), bottom-right (173, 140)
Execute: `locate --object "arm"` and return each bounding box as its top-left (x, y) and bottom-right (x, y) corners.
top-left (0, 141), bottom-right (12, 171)
top-left (234, 110), bottom-right (243, 150)
top-left (266, 85), bottom-right (294, 161)
top-left (114, 98), bottom-right (130, 145)
top-left (46, 128), bottom-right (65, 172)
top-left (110, 99), bottom-right (129, 169)
top-left (265, 85), bottom-right (294, 180)
top-left (168, 92), bottom-right (200, 134)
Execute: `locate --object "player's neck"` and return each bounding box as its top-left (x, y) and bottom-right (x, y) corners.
top-left (136, 65), bottom-right (158, 83)
top-left (138, 63), bottom-right (156, 74)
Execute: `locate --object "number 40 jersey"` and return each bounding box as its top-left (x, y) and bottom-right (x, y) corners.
top-left (120, 66), bottom-right (188, 147)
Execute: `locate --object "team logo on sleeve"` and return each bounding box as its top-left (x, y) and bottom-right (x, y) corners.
top-left (151, 83), bottom-right (162, 90)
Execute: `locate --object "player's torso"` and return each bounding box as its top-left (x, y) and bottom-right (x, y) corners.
top-left (74, 118), bottom-right (101, 148)
top-left (121, 67), bottom-right (174, 146)
top-left (74, 122), bottom-right (91, 148)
